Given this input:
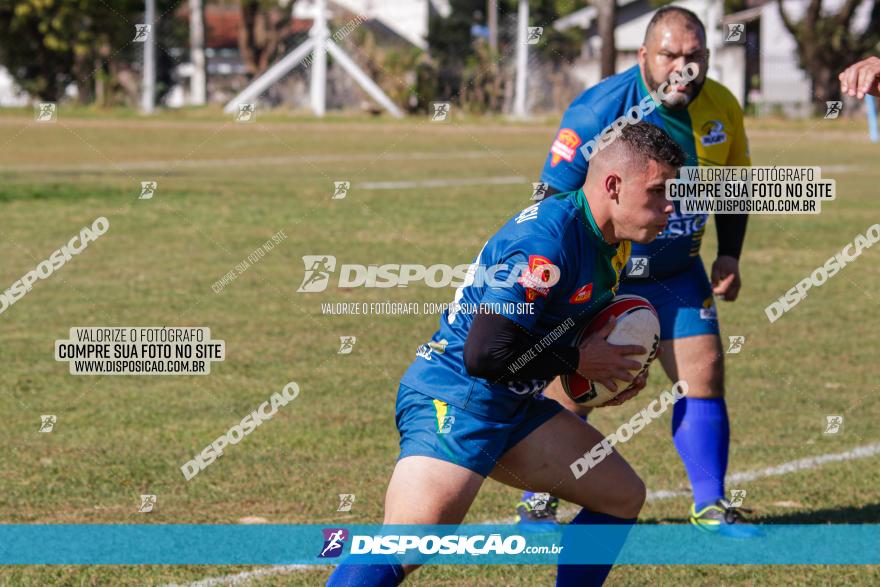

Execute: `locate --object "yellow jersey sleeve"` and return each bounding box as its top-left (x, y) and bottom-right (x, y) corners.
top-left (726, 90), bottom-right (751, 167)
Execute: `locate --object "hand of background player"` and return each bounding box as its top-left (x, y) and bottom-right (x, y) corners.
top-left (575, 315), bottom-right (645, 394)
top-left (712, 255), bottom-right (741, 301)
top-left (840, 56), bottom-right (880, 99)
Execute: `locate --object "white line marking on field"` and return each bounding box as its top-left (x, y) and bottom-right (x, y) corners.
top-left (821, 164), bottom-right (864, 173)
top-left (645, 488), bottom-right (689, 501)
top-left (3, 150), bottom-right (532, 173)
top-left (725, 441), bottom-right (880, 485)
top-left (359, 176), bottom-right (526, 190)
top-left (558, 441), bottom-right (880, 517)
top-left (162, 565), bottom-right (318, 587)
top-left (169, 442), bottom-right (880, 587)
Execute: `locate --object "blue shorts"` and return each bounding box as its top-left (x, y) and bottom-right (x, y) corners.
top-left (619, 259), bottom-right (719, 341)
top-left (395, 383), bottom-right (564, 477)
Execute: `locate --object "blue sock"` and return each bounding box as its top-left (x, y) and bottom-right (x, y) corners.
top-left (556, 508), bottom-right (636, 587)
top-left (522, 413), bottom-right (588, 504)
top-left (671, 397), bottom-right (729, 510)
top-left (325, 559), bottom-right (404, 586)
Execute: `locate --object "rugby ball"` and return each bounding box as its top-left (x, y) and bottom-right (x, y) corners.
top-left (561, 295), bottom-right (660, 407)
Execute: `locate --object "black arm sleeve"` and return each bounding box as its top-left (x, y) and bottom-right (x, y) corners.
top-left (715, 213), bottom-right (749, 259)
top-left (463, 312), bottom-right (579, 382)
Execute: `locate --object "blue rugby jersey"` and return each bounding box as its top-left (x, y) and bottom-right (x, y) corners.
top-left (400, 191), bottom-right (629, 419)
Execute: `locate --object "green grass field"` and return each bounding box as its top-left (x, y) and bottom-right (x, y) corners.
top-left (1, 108), bottom-right (879, 586)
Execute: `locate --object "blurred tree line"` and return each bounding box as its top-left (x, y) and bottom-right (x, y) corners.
top-left (777, 0), bottom-right (880, 103)
top-left (420, 0), bottom-right (585, 113)
top-left (0, 0), bottom-right (185, 104)
top-left (0, 0), bottom-right (288, 105)
top-left (0, 0), bottom-right (585, 111)
top-left (2, 0), bottom-right (877, 110)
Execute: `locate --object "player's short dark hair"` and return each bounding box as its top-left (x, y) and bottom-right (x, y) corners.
top-left (616, 122), bottom-right (687, 170)
top-left (644, 6), bottom-right (706, 43)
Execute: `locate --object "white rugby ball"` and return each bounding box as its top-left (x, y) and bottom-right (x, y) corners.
top-left (561, 294), bottom-right (660, 407)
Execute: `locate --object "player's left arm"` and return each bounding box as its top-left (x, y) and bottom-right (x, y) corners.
top-left (712, 98), bottom-right (751, 302)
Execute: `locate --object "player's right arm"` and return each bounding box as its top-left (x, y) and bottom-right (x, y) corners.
top-left (463, 311), bottom-right (644, 396)
top-left (462, 236), bottom-right (643, 389)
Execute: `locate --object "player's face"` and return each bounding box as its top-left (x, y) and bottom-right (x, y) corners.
top-left (640, 21), bottom-right (708, 109)
top-left (614, 158), bottom-right (676, 244)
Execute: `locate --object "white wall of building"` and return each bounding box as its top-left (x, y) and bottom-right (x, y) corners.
top-left (757, 1), bottom-right (811, 111)
top-left (330, 0), bottom-right (431, 48)
top-left (0, 66), bottom-right (29, 107)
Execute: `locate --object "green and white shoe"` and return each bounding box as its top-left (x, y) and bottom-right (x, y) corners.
top-left (515, 493), bottom-right (559, 527)
top-left (689, 499), bottom-right (762, 538)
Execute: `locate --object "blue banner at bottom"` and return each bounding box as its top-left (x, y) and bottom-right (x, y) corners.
top-left (0, 524), bottom-right (877, 565)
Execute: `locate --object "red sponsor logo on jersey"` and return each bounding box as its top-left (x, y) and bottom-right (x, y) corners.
top-left (550, 128), bottom-right (582, 167)
top-left (569, 282), bottom-right (593, 304)
top-left (518, 255), bottom-right (556, 302)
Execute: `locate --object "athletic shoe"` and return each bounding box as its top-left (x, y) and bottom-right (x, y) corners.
top-left (515, 492), bottom-right (559, 527)
top-left (689, 499), bottom-right (762, 538)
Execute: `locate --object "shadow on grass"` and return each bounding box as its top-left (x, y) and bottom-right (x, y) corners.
top-left (647, 502), bottom-right (880, 525)
top-left (0, 182), bottom-right (126, 203)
